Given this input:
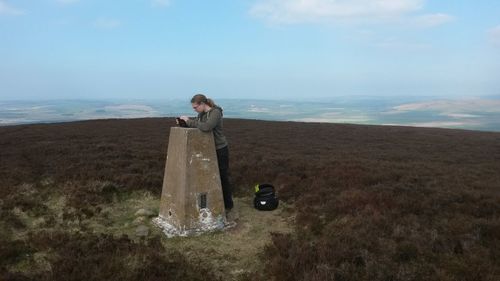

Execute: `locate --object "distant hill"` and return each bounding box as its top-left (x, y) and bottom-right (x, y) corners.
top-left (2, 98), bottom-right (500, 131)
top-left (1, 118), bottom-right (500, 281)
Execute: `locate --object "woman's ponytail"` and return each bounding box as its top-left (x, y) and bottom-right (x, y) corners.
top-left (205, 98), bottom-right (215, 107)
top-left (191, 94), bottom-right (215, 107)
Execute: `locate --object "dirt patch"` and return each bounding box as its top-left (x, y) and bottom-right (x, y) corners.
top-left (155, 197), bottom-right (295, 280)
top-left (4, 186), bottom-right (294, 281)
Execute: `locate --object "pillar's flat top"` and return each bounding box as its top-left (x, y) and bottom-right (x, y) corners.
top-left (170, 127), bottom-right (211, 137)
top-left (171, 127), bottom-right (198, 131)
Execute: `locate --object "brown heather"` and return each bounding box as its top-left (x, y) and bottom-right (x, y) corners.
top-left (1, 118), bottom-right (500, 281)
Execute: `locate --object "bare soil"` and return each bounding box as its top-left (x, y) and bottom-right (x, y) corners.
top-left (159, 197), bottom-right (294, 281)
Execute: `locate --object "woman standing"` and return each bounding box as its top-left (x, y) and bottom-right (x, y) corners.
top-left (179, 94), bottom-right (234, 212)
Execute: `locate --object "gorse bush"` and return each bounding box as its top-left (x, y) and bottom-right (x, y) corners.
top-left (1, 118), bottom-right (500, 280)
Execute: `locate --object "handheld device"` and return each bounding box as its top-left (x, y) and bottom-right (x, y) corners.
top-left (176, 117), bottom-right (188, 127)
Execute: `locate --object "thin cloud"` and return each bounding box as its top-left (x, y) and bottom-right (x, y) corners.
top-left (55, 0), bottom-right (80, 5)
top-left (488, 25), bottom-right (500, 47)
top-left (92, 18), bottom-right (122, 30)
top-left (0, 0), bottom-right (25, 16)
top-left (374, 37), bottom-right (431, 51)
top-left (151, 0), bottom-right (170, 8)
top-left (250, 0), bottom-right (451, 27)
top-left (411, 13), bottom-right (454, 28)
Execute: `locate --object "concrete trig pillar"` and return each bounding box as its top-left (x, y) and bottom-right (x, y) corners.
top-left (153, 127), bottom-right (227, 237)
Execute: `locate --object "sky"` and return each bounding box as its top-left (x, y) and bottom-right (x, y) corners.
top-left (1, 0), bottom-right (499, 101)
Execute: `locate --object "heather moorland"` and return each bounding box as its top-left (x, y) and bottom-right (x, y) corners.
top-left (1, 118), bottom-right (499, 281)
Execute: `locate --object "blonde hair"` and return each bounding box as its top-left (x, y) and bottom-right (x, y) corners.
top-left (191, 94), bottom-right (215, 107)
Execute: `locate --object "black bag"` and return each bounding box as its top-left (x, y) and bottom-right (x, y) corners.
top-left (254, 183), bottom-right (279, 211)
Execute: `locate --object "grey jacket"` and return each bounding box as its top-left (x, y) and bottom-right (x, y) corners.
top-left (186, 106), bottom-right (228, 150)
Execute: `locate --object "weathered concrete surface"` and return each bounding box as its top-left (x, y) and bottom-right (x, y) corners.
top-left (154, 127), bottom-right (226, 237)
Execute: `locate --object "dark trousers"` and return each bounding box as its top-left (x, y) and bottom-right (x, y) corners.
top-left (216, 146), bottom-right (233, 209)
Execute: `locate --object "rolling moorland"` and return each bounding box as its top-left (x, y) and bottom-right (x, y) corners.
top-left (1, 117), bottom-right (500, 281)
top-left (3, 98), bottom-right (500, 132)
